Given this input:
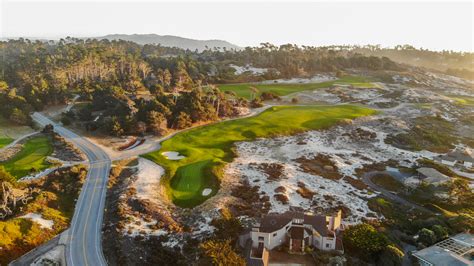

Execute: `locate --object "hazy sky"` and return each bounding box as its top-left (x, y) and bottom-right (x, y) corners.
top-left (1, 0), bottom-right (473, 51)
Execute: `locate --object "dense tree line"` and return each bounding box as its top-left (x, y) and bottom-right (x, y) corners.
top-left (2, 38), bottom-right (451, 135)
top-left (0, 38), bottom-right (243, 132)
top-left (202, 43), bottom-right (401, 80)
top-left (348, 44), bottom-right (474, 79)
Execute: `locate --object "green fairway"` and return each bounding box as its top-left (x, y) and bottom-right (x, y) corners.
top-left (0, 136), bottom-right (53, 179)
top-left (144, 105), bottom-right (376, 207)
top-left (0, 138), bottom-right (13, 149)
top-left (0, 116), bottom-right (35, 149)
top-left (0, 117), bottom-right (13, 148)
top-left (218, 76), bottom-right (378, 99)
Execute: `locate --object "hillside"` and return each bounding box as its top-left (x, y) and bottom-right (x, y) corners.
top-left (96, 34), bottom-right (240, 51)
top-left (350, 45), bottom-right (474, 79)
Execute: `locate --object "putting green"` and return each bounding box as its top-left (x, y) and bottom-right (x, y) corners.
top-left (218, 76), bottom-right (377, 99)
top-left (1, 136), bottom-right (53, 179)
top-left (144, 104), bottom-right (376, 207)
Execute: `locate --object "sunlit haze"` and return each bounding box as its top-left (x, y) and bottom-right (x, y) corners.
top-left (1, 1), bottom-right (473, 51)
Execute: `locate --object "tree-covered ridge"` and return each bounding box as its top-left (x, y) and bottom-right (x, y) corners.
top-left (0, 38), bottom-right (403, 135)
top-left (209, 43), bottom-right (400, 79)
top-left (4, 39), bottom-right (469, 136)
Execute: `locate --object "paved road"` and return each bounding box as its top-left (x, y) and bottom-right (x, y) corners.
top-left (361, 171), bottom-right (434, 214)
top-left (9, 234), bottom-right (61, 266)
top-left (0, 131), bottom-right (40, 152)
top-left (32, 112), bottom-right (110, 266)
top-left (22, 99), bottom-right (402, 264)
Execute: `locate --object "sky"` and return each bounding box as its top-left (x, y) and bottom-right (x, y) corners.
top-left (1, 0), bottom-right (473, 51)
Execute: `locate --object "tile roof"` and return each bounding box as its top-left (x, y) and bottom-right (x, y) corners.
top-left (439, 150), bottom-right (474, 163)
top-left (259, 212), bottom-right (298, 233)
top-left (417, 167), bottom-right (450, 184)
top-left (413, 233), bottom-right (474, 266)
top-left (303, 214), bottom-right (328, 236)
top-left (258, 211), bottom-right (329, 236)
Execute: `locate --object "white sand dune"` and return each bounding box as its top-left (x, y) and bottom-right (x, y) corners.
top-left (20, 213), bottom-right (54, 229)
top-left (132, 158), bottom-right (164, 201)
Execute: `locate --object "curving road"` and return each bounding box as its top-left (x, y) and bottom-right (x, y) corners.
top-left (32, 112), bottom-right (110, 266)
top-left (361, 171), bottom-right (434, 214)
top-left (25, 98), bottom-right (401, 265)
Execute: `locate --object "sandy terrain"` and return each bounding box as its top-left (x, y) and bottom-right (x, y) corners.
top-left (20, 213), bottom-right (54, 229)
top-left (131, 158), bottom-right (164, 203)
top-left (162, 151), bottom-right (185, 160)
top-left (229, 64), bottom-right (268, 75)
top-left (224, 112), bottom-right (442, 222)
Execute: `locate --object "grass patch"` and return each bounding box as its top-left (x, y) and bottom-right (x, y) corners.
top-left (448, 95), bottom-right (474, 106)
top-left (423, 203), bottom-right (458, 218)
top-left (414, 103), bottom-right (432, 109)
top-left (371, 173), bottom-right (404, 192)
top-left (143, 105), bottom-right (376, 207)
top-left (0, 136), bottom-right (53, 179)
top-left (0, 116), bottom-right (35, 148)
top-left (218, 76), bottom-right (377, 99)
top-left (385, 115), bottom-right (457, 153)
top-left (0, 137), bottom-right (13, 149)
top-left (0, 116), bottom-right (14, 148)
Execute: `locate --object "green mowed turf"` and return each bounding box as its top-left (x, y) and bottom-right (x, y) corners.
top-left (447, 95), bottom-right (474, 106)
top-left (144, 105), bottom-right (377, 207)
top-left (0, 138), bottom-right (13, 149)
top-left (0, 117), bottom-right (13, 148)
top-left (0, 136), bottom-right (53, 179)
top-left (218, 76), bottom-right (377, 99)
top-left (0, 116), bottom-right (36, 148)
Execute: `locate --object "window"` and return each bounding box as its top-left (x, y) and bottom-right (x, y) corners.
top-left (326, 243), bottom-right (331, 248)
top-left (273, 232), bottom-right (277, 237)
top-left (258, 236), bottom-right (264, 242)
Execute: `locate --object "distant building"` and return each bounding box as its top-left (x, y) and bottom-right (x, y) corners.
top-left (437, 149), bottom-right (474, 169)
top-left (417, 167), bottom-right (451, 185)
top-left (248, 210), bottom-right (343, 264)
top-left (412, 233), bottom-right (473, 266)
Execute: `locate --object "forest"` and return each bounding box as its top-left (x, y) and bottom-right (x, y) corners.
top-left (1, 38), bottom-right (469, 136)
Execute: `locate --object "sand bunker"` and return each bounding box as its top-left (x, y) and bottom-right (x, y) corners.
top-left (133, 158), bottom-right (164, 202)
top-left (202, 188), bottom-right (212, 196)
top-left (162, 151), bottom-right (185, 160)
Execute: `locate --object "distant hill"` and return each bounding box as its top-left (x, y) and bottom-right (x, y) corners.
top-left (95, 34), bottom-right (241, 51)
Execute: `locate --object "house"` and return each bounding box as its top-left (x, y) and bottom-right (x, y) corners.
top-left (416, 167), bottom-right (451, 185)
top-left (412, 233), bottom-right (473, 266)
top-left (249, 210), bottom-right (343, 262)
top-left (437, 149), bottom-right (474, 169)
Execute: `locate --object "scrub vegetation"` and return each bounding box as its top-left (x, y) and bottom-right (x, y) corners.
top-left (385, 115), bottom-right (459, 153)
top-left (0, 166), bottom-right (87, 264)
top-left (448, 95), bottom-right (474, 107)
top-left (144, 104), bottom-right (376, 207)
